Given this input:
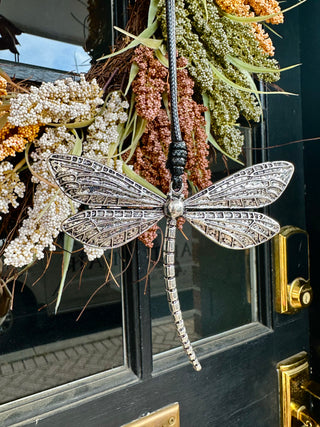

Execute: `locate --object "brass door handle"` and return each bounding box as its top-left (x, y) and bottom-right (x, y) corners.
top-left (278, 352), bottom-right (320, 427)
top-left (291, 402), bottom-right (319, 427)
top-left (273, 226), bottom-right (311, 314)
top-left (289, 278), bottom-right (312, 310)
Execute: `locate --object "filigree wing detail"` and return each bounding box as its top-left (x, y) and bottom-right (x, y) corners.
top-left (48, 154), bottom-right (165, 208)
top-left (185, 161), bottom-right (294, 210)
top-left (62, 208), bottom-right (164, 249)
top-left (185, 211), bottom-right (280, 249)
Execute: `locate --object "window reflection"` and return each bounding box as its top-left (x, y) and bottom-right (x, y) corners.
top-left (0, 243), bottom-right (123, 403)
top-left (0, 33), bottom-right (91, 72)
top-left (0, 0), bottom-right (93, 72)
top-left (0, 0), bottom-right (121, 404)
top-left (150, 129), bottom-right (257, 355)
top-left (150, 222), bottom-right (254, 355)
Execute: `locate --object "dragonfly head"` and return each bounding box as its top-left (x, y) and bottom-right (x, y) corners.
top-left (164, 185), bottom-right (184, 219)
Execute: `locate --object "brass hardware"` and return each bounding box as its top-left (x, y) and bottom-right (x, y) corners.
top-left (302, 381), bottom-right (320, 400)
top-left (122, 403), bottom-right (180, 427)
top-left (277, 352), bottom-right (320, 426)
top-left (274, 226), bottom-right (312, 314)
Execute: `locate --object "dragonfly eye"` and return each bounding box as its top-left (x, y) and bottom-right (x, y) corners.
top-left (164, 198), bottom-right (184, 219)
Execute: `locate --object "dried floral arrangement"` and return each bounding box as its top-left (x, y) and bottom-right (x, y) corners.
top-left (0, 0), bottom-right (302, 312)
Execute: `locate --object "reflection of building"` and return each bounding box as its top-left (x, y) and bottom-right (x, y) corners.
top-left (0, 0), bottom-right (91, 71)
top-left (0, 0), bottom-right (88, 45)
top-left (23, 243), bottom-right (122, 316)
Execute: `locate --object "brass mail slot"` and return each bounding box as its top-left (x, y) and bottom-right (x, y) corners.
top-left (122, 402), bottom-right (180, 427)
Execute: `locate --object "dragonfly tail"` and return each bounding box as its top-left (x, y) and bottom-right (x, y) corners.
top-left (163, 219), bottom-right (202, 371)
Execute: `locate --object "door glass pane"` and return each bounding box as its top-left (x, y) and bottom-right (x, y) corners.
top-left (0, 0), bottom-right (120, 403)
top-left (0, 0), bottom-right (94, 72)
top-left (0, 242), bottom-right (123, 403)
top-left (151, 128), bottom-right (257, 355)
top-left (0, 0), bottom-right (115, 72)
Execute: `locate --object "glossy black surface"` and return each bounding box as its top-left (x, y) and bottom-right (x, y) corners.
top-left (0, 2), bottom-right (313, 426)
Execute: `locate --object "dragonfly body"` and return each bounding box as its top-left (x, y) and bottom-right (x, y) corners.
top-left (163, 187), bottom-right (202, 370)
top-left (49, 154), bottom-right (294, 371)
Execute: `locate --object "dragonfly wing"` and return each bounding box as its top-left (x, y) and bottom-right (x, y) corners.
top-left (48, 154), bottom-right (165, 208)
top-left (185, 161), bottom-right (294, 210)
top-left (185, 211), bottom-right (280, 249)
top-left (62, 208), bottom-right (164, 249)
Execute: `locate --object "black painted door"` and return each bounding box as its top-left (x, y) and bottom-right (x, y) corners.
top-left (0, 4), bottom-right (311, 427)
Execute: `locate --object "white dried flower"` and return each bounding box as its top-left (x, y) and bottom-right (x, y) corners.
top-left (3, 124), bottom-right (80, 267)
top-left (4, 183), bottom-right (77, 267)
top-left (31, 126), bottom-right (77, 183)
top-left (0, 161), bottom-right (25, 219)
top-left (83, 245), bottom-right (104, 261)
top-left (83, 91), bottom-right (129, 166)
top-left (8, 75), bottom-right (103, 127)
top-left (4, 86), bottom-right (130, 266)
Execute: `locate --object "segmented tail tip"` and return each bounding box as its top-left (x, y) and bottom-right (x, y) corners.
top-left (193, 361), bottom-right (202, 371)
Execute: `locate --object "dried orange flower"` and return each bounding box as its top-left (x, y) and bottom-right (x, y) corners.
top-left (251, 23), bottom-right (275, 56)
top-left (0, 135), bottom-right (26, 160)
top-left (247, 0), bottom-right (283, 24)
top-left (215, 0), bottom-right (250, 15)
top-left (16, 124), bottom-right (40, 141)
top-left (0, 123), bottom-right (41, 160)
top-left (0, 76), bottom-right (7, 97)
top-left (215, 0), bottom-right (284, 55)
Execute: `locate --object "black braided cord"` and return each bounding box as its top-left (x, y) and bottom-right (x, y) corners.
top-left (165, 0), bottom-right (187, 191)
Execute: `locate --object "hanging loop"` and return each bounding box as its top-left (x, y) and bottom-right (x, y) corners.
top-left (165, 0), bottom-right (187, 191)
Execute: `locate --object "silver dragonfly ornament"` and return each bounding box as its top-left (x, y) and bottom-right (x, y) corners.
top-left (48, 153), bottom-right (294, 371)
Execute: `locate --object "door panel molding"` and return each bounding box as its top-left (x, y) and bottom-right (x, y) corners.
top-left (0, 367), bottom-right (137, 426)
top-left (0, 322), bottom-right (271, 426)
top-left (153, 322), bottom-right (272, 374)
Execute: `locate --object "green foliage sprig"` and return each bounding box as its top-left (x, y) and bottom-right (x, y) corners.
top-left (156, 0), bottom-right (285, 157)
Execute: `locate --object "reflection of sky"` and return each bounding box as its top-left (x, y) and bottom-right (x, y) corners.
top-left (0, 33), bottom-right (91, 72)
